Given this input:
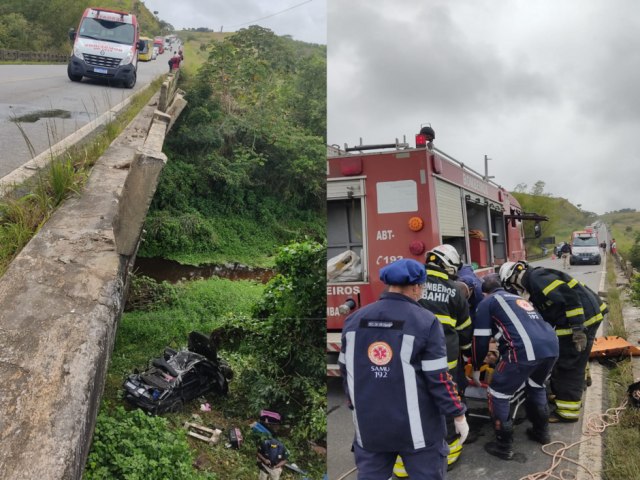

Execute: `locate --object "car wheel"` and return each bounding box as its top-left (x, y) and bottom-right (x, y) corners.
top-left (124, 70), bottom-right (136, 89)
top-left (167, 398), bottom-right (183, 413)
top-left (219, 360), bottom-right (234, 380)
top-left (68, 68), bottom-right (82, 82)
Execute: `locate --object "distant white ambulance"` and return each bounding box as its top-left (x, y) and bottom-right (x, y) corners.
top-left (67, 7), bottom-right (145, 88)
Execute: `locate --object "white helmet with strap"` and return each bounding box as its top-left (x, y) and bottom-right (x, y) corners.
top-left (498, 261), bottom-right (528, 288)
top-left (425, 244), bottom-right (462, 275)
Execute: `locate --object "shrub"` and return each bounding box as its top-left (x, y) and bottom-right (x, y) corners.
top-left (84, 406), bottom-right (213, 480)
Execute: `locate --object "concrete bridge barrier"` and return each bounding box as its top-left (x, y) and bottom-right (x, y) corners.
top-left (0, 86), bottom-right (186, 478)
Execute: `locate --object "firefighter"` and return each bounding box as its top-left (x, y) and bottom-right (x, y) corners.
top-left (472, 274), bottom-right (559, 460)
top-left (499, 261), bottom-right (607, 422)
top-left (416, 244), bottom-right (472, 470)
top-left (339, 258), bottom-right (468, 480)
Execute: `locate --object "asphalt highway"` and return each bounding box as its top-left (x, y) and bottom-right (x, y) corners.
top-left (0, 52), bottom-right (170, 179)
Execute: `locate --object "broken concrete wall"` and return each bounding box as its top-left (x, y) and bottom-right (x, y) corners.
top-left (0, 91), bottom-right (185, 479)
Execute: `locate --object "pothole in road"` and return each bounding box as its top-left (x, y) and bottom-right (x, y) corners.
top-left (10, 109), bottom-right (72, 123)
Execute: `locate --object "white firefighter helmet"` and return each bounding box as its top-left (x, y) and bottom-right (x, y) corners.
top-left (499, 261), bottom-right (528, 287)
top-left (425, 244), bottom-right (462, 275)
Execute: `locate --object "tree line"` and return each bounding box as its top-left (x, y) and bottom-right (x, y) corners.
top-left (0, 0), bottom-right (167, 54)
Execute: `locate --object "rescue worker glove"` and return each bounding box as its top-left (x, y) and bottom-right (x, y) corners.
top-left (572, 327), bottom-right (588, 352)
top-left (454, 415), bottom-right (469, 445)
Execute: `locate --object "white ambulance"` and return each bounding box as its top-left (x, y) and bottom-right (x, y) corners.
top-left (67, 7), bottom-right (145, 88)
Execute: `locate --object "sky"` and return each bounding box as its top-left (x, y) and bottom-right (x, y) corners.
top-left (142, 0), bottom-right (326, 44)
top-left (327, 0), bottom-right (640, 215)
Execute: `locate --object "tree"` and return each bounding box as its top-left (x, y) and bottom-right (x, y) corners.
top-left (530, 180), bottom-right (546, 196)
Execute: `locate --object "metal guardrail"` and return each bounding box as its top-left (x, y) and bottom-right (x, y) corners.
top-left (0, 49), bottom-right (67, 63)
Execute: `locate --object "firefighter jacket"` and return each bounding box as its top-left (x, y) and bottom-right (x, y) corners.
top-left (419, 265), bottom-right (472, 370)
top-left (472, 288), bottom-right (559, 369)
top-left (521, 267), bottom-right (605, 336)
top-left (339, 292), bottom-right (466, 453)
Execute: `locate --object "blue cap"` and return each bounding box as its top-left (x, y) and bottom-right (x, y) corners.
top-left (379, 258), bottom-right (426, 285)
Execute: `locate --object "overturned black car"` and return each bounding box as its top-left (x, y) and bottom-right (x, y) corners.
top-left (123, 331), bottom-right (233, 415)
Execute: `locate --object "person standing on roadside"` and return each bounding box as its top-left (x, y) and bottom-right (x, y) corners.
top-left (560, 242), bottom-right (572, 269)
top-left (340, 258), bottom-right (468, 480)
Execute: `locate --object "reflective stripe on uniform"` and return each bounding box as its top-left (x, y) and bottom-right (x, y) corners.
top-left (344, 331), bottom-right (363, 447)
top-left (584, 313), bottom-right (603, 327)
top-left (401, 334), bottom-right (426, 449)
top-left (495, 294), bottom-right (536, 361)
top-left (555, 409), bottom-right (581, 420)
top-left (338, 351), bottom-right (345, 364)
top-left (555, 399), bottom-right (581, 410)
top-left (474, 328), bottom-right (492, 336)
top-left (436, 314), bottom-right (457, 327)
top-left (448, 358), bottom-right (459, 370)
top-left (555, 327), bottom-right (573, 336)
top-left (448, 438), bottom-right (463, 465)
top-left (567, 279), bottom-right (578, 288)
top-left (488, 386), bottom-right (514, 400)
top-left (393, 455), bottom-right (409, 478)
top-left (600, 303), bottom-right (608, 312)
top-left (543, 279), bottom-right (565, 296)
top-left (555, 398), bottom-right (582, 419)
top-left (456, 317), bottom-right (472, 330)
top-left (527, 377), bottom-right (544, 389)
top-left (422, 356), bottom-right (448, 372)
top-left (427, 269), bottom-right (449, 279)
top-left (566, 307), bottom-right (584, 318)
top-left (556, 313), bottom-right (603, 335)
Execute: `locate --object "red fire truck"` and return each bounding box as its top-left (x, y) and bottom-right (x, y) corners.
top-left (326, 128), bottom-right (544, 375)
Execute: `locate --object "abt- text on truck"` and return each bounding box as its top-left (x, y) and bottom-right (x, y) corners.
top-left (67, 7), bottom-right (145, 88)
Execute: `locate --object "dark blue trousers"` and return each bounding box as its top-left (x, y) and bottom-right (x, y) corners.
top-left (353, 441), bottom-right (447, 480)
top-left (488, 357), bottom-right (556, 422)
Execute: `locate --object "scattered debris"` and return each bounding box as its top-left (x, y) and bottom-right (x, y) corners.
top-left (184, 422), bottom-right (222, 445)
top-left (227, 427), bottom-right (243, 449)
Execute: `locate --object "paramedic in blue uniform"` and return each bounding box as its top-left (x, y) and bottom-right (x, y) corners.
top-left (472, 274), bottom-right (559, 460)
top-left (499, 261), bottom-right (607, 422)
top-left (339, 258), bottom-right (469, 480)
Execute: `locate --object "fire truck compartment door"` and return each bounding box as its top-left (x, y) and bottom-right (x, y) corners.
top-left (327, 178), bottom-right (365, 199)
top-left (435, 179), bottom-right (464, 237)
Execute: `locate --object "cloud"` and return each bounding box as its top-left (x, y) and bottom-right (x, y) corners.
top-left (328, 0), bottom-right (640, 214)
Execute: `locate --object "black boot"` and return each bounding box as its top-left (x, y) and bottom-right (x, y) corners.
top-left (485, 420), bottom-right (514, 460)
top-left (525, 402), bottom-right (551, 444)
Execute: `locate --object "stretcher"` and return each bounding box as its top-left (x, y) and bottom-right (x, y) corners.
top-left (463, 365), bottom-right (527, 422)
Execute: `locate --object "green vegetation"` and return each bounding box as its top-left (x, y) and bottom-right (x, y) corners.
top-left (140, 25), bottom-right (326, 266)
top-left (600, 210), bottom-right (640, 264)
top-left (0, 0), bottom-right (169, 54)
top-left (93, 240), bottom-right (326, 479)
top-left (85, 407), bottom-right (213, 480)
top-left (0, 79), bottom-right (161, 276)
top-left (602, 259), bottom-right (640, 479)
top-left (512, 182), bottom-right (596, 256)
top-left (86, 25), bottom-right (326, 479)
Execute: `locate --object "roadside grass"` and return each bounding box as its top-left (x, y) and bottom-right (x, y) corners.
top-left (601, 254), bottom-right (640, 479)
top-left (0, 77), bottom-right (163, 276)
top-left (98, 276), bottom-right (325, 480)
top-left (178, 30), bottom-right (231, 77)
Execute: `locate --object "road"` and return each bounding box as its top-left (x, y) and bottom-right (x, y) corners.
top-left (0, 52), bottom-right (171, 179)
top-left (328, 240), bottom-right (608, 480)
